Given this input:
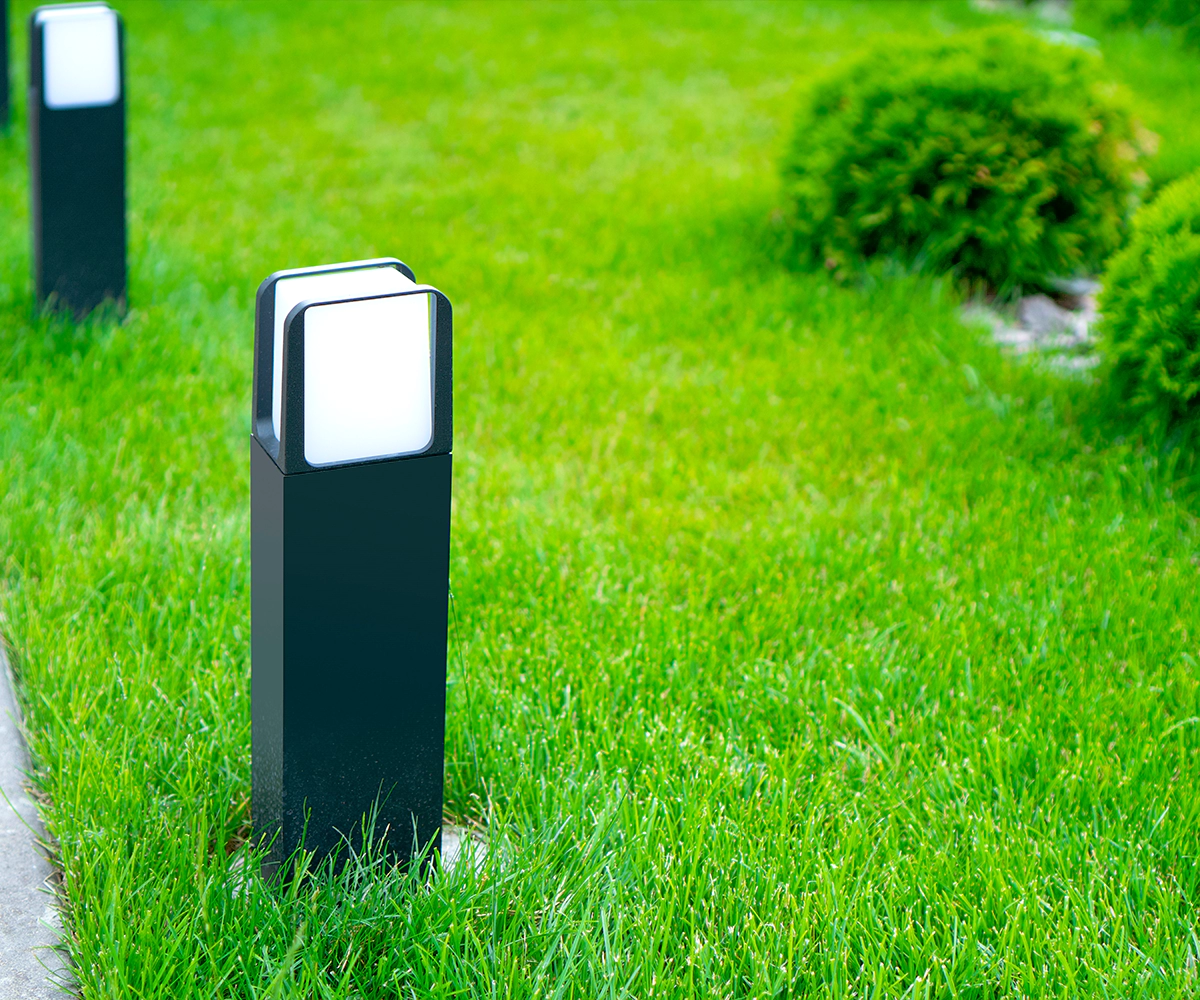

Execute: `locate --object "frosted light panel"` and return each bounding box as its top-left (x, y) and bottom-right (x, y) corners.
top-left (39, 6), bottom-right (120, 110)
top-left (272, 265), bottom-right (416, 441)
top-left (303, 294), bottom-right (434, 466)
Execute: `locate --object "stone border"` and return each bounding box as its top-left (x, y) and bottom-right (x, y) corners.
top-left (0, 650), bottom-right (72, 997)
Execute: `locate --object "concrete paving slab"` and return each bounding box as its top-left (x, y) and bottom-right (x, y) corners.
top-left (0, 653), bottom-right (72, 998)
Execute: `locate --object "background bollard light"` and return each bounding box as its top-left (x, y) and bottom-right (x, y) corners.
top-left (251, 258), bottom-right (453, 875)
top-left (29, 2), bottom-right (125, 316)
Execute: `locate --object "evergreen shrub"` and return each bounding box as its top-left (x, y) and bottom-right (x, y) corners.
top-left (1098, 172), bottom-right (1200, 430)
top-left (1077, 0), bottom-right (1200, 48)
top-left (782, 27), bottom-right (1150, 291)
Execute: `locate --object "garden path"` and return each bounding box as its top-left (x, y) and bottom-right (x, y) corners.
top-left (0, 655), bottom-right (70, 998)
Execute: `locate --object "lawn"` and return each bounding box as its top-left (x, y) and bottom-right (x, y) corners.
top-left (1, 1), bottom-right (1199, 996)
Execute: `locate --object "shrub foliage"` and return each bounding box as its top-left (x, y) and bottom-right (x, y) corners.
top-left (782, 27), bottom-right (1147, 290)
top-left (1098, 171), bottom-right (1200, 430)
top-left (1078, 0), bottom-right (1200, 49)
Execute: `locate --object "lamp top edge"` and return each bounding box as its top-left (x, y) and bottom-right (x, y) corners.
top-left (255, 258), bottom-right (414, 300)
top-left (34, 3), bottom-right (116, 24)
top-left (281, 284), bottom-right (443, 329)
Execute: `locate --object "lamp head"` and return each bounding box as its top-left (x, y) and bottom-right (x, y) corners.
top-left (34, 3), bottom-right (121, 110)
top-left (252, 259), bottom-right (452, 474)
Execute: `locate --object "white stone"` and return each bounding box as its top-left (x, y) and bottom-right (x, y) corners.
top-left (1017, 294), bottom-right (1077, 336)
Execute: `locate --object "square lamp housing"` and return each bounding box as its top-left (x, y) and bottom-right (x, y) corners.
top-left (29, 2), bottom-right (125, 316)
top-left (251, 258), bottom-right (453, 874)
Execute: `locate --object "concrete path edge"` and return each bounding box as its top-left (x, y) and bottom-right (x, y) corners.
top-left (0, 648), bottom-right (72, 998)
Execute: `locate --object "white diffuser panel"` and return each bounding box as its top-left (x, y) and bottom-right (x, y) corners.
top-left (39, 5), bottom-right (120, 110)
top-left (302, 293), bottom-right (434, 466)
top-left (272, 264), bottom-right (416, 441)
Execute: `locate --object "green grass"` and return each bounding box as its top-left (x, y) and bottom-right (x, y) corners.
top-left (1, 1), bottom-right (1199, 996)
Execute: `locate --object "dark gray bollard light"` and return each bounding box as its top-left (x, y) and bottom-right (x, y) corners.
top-left (28, 2), bottom-right (125, 316)
top-left (251, 258), bottom-right (453, 875)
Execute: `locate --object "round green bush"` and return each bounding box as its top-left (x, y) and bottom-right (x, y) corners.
top-left (1098, 172), bottom-right (1200, 430)
top-left (1077, 0), bottom-right (1200, 49)
top-left (782, 27), bottom-right (1148, 291)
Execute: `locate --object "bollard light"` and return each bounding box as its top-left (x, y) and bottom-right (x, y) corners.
top-left (28, 2), bottom-right (125, 315)
top-left (251, 258), bottom-right (453, 874)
